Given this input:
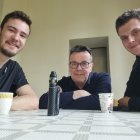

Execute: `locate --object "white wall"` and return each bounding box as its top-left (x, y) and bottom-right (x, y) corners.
top-left (1, 0), bottom-right (139, 98)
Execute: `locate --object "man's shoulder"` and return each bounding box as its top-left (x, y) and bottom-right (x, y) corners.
top-left (58, 76), bottom-right (71, 82)
top-left (88, 72), bottom-right (111, 86)
top-left (90, 72), bottom-right (110, 78)
top-left (131, 56), bottom-right (140, 72)
top-left (6, 60), bottom-right (22, 72)
top-left (7, 59), bottom-right (20, 66)
top-left (88, 72), bottom-right (110, 83)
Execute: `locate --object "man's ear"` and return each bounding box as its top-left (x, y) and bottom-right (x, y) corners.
top-left (92, 62), bottom-right (94, 67)
top-left (91, 62), bottom-right (94, 68)
top-left (90, 62), bottom-right (94, 72)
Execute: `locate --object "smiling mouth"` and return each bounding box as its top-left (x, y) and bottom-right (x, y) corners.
top-left (130, 44), bottom-right (139, 49)
top-left (76, 74), bottom-right (83, 76)
top-left (7, 41), bottom-right (19, 49)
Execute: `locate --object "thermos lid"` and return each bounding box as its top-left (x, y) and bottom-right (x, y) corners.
top-left (50, 71), bottom-right (57, 78)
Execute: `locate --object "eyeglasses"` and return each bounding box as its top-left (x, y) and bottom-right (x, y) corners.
top-left (69, 61), bottom-right (92, 69)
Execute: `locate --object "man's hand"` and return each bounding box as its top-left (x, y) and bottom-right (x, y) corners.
top-left (73, 90), bottom-right (91, 100)
top-left (47, 86), bottom-right (62, 94)
top-left (118, 96), bottom-right (130, 107)
top-left (57, 86), bottom-right (62, 93)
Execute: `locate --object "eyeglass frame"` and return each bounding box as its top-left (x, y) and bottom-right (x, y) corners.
top-left (69, 61), bottom-right (92, 69)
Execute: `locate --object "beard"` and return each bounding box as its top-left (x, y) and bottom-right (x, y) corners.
top-left (0, 47), bottom-right (16, 57)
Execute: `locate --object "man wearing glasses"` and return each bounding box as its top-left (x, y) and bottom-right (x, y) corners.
top-left (39, 45), bottom-right (111, 110)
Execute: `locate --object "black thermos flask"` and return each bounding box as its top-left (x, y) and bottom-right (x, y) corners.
top-left (47, 71), bottom-right (60, 116)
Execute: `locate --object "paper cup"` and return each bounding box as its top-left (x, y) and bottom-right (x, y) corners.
top-left (99, 93), bottom-right (113, 113)
top-left (0, 92), bottom-right (13, 115)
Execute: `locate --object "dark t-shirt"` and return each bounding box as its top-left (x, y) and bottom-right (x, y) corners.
top-left (0, 59), bottom-right (28, 96)
top-left (39, 72), bottom-right (111, 110)
top-left (124, 56), bottom-right (140, 111)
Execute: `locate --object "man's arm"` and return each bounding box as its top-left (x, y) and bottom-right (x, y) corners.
top-left (39, 91), bottom-right (74, 109)
top-left (62, 93), bottom-right (100, 110)
top-left (11, 84), bottom-right (39, 110)
top-left (118, 60), bottom-right (140, 111)
top-left (128, 97), bottom-right (140, 111)
top-left (118, 96), bottom-right (140, 111)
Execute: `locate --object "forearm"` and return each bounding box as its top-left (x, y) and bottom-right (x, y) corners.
top-left (62, 95), bottom-right (100, 110)
top-left (61, 90), bottom-right (100, 109)
top-left (11, 95), bottom-right (39, 110)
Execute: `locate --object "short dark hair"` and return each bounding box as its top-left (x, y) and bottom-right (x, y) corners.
top-left (115, 9), bottom-right (140, 33)
top-left (0, 10), bottom-right (32, 31)
top-left (70, 45), bottom-right (92, 56)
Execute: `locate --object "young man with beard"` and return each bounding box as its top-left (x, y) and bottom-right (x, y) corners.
top-left (116, 9), bottom-right (140, 111)
top-left (39, 45), bottom-right (111, 110)
top-left (0, 11), bottom-right (38, 110)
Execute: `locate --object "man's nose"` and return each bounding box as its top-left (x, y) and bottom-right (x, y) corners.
top-left (12, 33), bottom-right (20, 41)
top-left (128, 35), bottom-right (135, 43)
top-left (77, 64), bottom-right (82, 70)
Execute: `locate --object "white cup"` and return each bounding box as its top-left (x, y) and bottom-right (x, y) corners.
top-left (99, 93), bottom-right (113, 113)
top-left (0, 92), bottom-right (13, 115)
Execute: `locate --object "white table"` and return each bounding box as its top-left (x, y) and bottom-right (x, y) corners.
top-left (0, 109), bottom-right (140, 140)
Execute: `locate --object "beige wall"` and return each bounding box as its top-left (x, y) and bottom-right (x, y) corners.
top-left (1, 0), bottom-right (140, 98)
top-left (0, 0), bottom-right (4, 18)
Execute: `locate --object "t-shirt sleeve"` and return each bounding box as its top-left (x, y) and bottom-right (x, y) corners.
top-left (11, 65), bottom-right (28, 93)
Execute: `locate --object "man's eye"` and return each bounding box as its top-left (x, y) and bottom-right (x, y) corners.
top-left (72, 63), bottom-right (77, 66)
top-left (81, 63), bottom-right (86, 66)
top-left (20, 35), bottom-right (25, 38)
top-left (8, 28), bottom-right (15, 32)
top-left (20, 34), bottom-right (27, 39)
top-left (121, 37), bottom-right (127, 41)
top-left (132, 29), bottom-right (140, 36)
top-left (82, 62), bottom-right (88, 65)
top-left (133, 30), bottom-right (139, 35)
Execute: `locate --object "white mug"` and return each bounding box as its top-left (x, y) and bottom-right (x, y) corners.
top-left (0, 92), bottom-right (13, 115)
